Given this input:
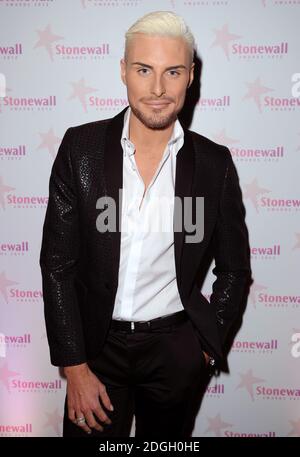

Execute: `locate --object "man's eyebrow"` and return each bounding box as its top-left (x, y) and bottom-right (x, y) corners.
top-left (131, 62), bottom-right (187, 70)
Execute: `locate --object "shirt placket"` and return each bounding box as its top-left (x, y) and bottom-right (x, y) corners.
top-left (119, 141), bottom-right (171, 320)
top-left (118, 141), bottom-right (147, 320)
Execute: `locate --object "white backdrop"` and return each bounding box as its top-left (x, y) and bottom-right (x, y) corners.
top-left (0, 0), bottom-right (299, 438)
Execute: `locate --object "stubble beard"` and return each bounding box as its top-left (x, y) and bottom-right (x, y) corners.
top-left (130, 102), bottom-right (179, 130)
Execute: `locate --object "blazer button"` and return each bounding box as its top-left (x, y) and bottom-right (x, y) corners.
top-left (104, 281), bottom-right (111, 290)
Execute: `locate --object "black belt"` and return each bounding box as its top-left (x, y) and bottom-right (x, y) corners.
top-left (110, 310), bottom-right (188, 333)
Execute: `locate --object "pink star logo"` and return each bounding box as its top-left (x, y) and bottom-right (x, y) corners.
top-left (68, 78), bottom-right (97, 113)
top-left (236, 369), bottom-right (265, 401)
top-left (287, 418), bottom-right (300, 437)
top-left (0, 361), bottom-right (20, 391)
top-left (243, 77), bottom-right (273, 113)
top-left (205, 413), bottom-right (233, 437)
top-left (243, 177), bottom-right (271, 213)
top-left (34, 25), bottom-right (64, 61)
top-left (0, 176), bottom-right (15, 210)
top-left (44, 408), bottom-right (63, 436)
top-left (37, 128), bottom-right (61, 159)
top-left (212, 129), bottom-right (239, 147)
top-left (211, 24), bottom-right (242, 61)
top-left (0, 271), bottom-right (18, 304)
top-left (292, 233), bottom-right (300, 251)
top-left (249, 280), bottom-right (268, 308)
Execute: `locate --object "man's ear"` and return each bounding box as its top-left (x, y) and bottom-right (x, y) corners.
top-left (120, 58), bottom-right (127, 86)
top-left (187, 62), bottom-right (195, 88)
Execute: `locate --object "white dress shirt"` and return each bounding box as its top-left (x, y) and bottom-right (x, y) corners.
top-left (112, 106), bottom-right (185, 322)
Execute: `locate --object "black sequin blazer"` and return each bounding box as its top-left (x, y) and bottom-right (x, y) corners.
top-left (39, 106), bottom-right (251, 368)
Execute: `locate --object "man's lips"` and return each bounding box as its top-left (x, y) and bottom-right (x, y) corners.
top-left (144, 101), bottom-right (171, 107)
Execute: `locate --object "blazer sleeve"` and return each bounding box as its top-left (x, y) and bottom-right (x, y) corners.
top-left (210, 147), bottom-right (252, 351)
top-left (39, 127), bottom-right (87, 367)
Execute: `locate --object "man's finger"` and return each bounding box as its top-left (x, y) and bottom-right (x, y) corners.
top-left (98, 384), bottom-right (114, 412)
top-left (93, 405), bottom-right (112, 425)
top-left (68, 405), bottom-right (76, 423)
top-left (85, 410), bottom-right (104, 432)
top-left (75, 411), bottom-right (92, 434)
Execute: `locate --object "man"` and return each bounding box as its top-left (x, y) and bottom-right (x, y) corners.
top-left (39, 11), bottom-right (251, 437)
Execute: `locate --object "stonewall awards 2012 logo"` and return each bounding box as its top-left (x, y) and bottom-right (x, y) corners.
top-left (0, 176), bottom-right (48, 210)
top-left (0, 361), bottom-right (62, 393)
top-left (203, 413), bottom-right (276, 437)
top-left (66, 77), bottom-right (129, 113)
top-left (0, 144), bottom-right (27, 160)
top-left (211, 129), bottom-right (285, 163)
top-left (242, 178), bottom-right (300, 213)
top-left (204, 412), bottom-right (299, 437)
top-left (232, 338), bottom-right (278, 354)
top-left (33, 24), bottom-right (110, 61)
top-left (230, 145), bottom-right (284, 162)
top-left (0, 43), bottom-right (23, 60)
top-left (224, 430), bottom-right (276, 437)
top-left (251, 244), bottom-right (281, 260)
top-left (11, 377), bottom-right (62, 393)
top-left (196, 95), bottom-right (231, 112)
top-left (236, 368), bottom-right (300, 402)
top-left (0, 332), bottom-right (31, 350)
top-left (0, 407), bottom-right (63, 437)
top-left (0, 423), bottom-right (33, 437)
top-left (0, 271), bottom-right (43, 305)
top-left (205, 383), bottom-right (225, 398)
top-left (0, 89), bottom-right (57, 113)
top-left (211, 24), bottom-right (289, 61)
top-left (242, 77), bottom-right (300, 113)
top-left (249, 280), bottom-right (300, 309)
top-left (0, 129), bottom-right (61, 160)
top-left (0, 241), bottom-right (29, 257)
top-left (259, 291), bottom-right (300, 309)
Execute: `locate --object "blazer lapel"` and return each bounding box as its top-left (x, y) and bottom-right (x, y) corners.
top-left (103, 107), bottom-right (127, 290)
top-left (174, 129), bottom-right (195, 287)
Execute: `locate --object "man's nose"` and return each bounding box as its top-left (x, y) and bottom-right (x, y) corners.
top-left (150, 75), bottom-right (166, 97)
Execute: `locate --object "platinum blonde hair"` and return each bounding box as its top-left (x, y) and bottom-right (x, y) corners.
top-left (124, 11), bottom-right (196, 65)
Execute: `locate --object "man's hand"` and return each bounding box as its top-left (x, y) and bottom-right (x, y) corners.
top-left (64, 362), bottom-right (114, 434)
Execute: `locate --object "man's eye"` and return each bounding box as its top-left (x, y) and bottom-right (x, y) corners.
top-left (138, 68), bottom-right (150, 74)
top-left (169, 70), bottom-right (179, 76)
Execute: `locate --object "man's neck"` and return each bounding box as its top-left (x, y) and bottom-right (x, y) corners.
top-left (129, 109), bottom-right (175, 152)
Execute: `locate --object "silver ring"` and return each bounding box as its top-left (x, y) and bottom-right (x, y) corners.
top-left (76, 417), bottom-right (86, 425)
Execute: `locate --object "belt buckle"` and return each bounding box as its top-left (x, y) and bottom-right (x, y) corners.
top-left (130, 320), bottom-right (152, 332)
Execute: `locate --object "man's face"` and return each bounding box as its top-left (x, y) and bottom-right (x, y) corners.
top-left (120, 33), bottom-right (194, 130)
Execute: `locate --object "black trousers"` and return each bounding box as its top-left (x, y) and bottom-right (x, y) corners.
top-left (63, 316), bottom-right (208, 437)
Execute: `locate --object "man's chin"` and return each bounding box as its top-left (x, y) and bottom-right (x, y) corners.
top-left (131, 105), bottom-right (178, 130)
